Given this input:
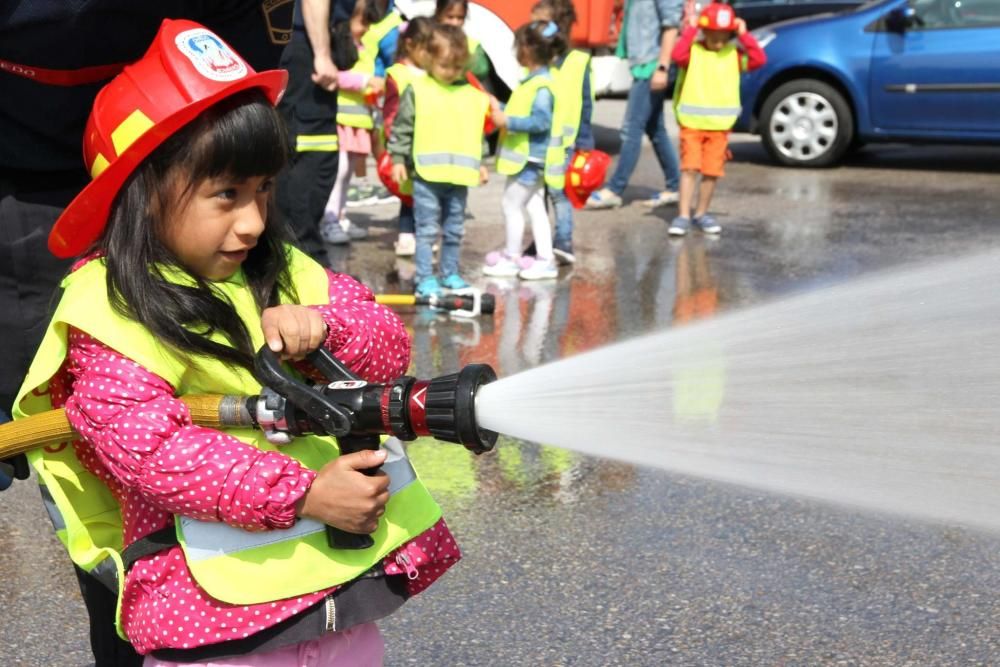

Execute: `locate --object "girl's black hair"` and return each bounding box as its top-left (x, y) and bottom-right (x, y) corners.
top-left (363, 0), bottom-right (391, 26)
top-left (532, 0), bottom-right (577, 44)
top-left (434, 0), bottom-right (468, 19)
top-left (514, 20), bottom-right (566, 66)
top-left (99, 89), bottom-right (295, 374)
top-left (398, 15), bottom-right (435, 62)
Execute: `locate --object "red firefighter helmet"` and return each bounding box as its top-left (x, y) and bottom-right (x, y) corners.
top-left (48, 19), bottom-right (287, 259)
top-left (699, 2), bottom-right (738, 31)
top-left (564, 149), bottom-right (611, 209)
top-left (376, 152), bottom-right (413, 207)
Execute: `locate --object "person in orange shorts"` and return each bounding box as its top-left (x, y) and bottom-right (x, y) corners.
top-left (668, 2), bottom-right (766, 236)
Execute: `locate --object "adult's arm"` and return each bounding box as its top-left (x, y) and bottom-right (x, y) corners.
top-left (302, 0), bottom-right (339, 91)
top-left (651, 0), bottom-right (683, 91)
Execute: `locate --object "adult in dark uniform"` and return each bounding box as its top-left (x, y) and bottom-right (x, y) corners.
top-left (0, 4), bottom-right (291, 664)
top-left (275, 0), bottom-right (359, 264)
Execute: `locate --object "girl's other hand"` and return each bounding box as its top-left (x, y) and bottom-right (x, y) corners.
top-left (391, 163), bottom-right (408, 185)
top-left (261, 305), bottom-right (328, 360)
top-left (491, 108), bottom-right (507, 129)
top-left (297, 449), bottom-right (390, 534)
top-left (734, 18), bottom-right (748, 36)
top-left (369, 76), bottom-right (386, 96)
top-left (479, 165), bottom-right (489, 185)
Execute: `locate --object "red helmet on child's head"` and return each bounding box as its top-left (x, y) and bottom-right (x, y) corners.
top-left (699, 2), bottom-right (738, 31)
top-left (564, 149), bottom-right (611, 209)
top-left (48, 19), bottom-right (287, 259)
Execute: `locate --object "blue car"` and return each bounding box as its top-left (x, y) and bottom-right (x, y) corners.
top-left (736, 0), bottom-right (1000, 166)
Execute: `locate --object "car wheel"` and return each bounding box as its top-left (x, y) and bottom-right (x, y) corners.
top-left (759, 79), bottom-right (854, 167)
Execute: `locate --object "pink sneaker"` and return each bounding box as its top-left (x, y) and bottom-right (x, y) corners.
top-left (483, 250), bottom-right (521, 277)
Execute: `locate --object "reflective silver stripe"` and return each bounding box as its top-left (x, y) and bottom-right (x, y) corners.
top-left (547, 163), bottom-right (566, 176)
top-left (676, 103), bottom-right (741, 116)
top-left (548, 135), bottom-right (564, 147)
top-left (497, 148), bottom-right (525, 164)
top-left (180, 438), bottom-right (418, 562)
top-left (39, 484), bottom-right (66, 531)
top-left (296, 135), bottom-right (339, 152)
top-left (562, 124), bottom-right (575, 138)
top-left (338, 104), bottom-right (370, 116)
top-left (90, 556), bottom-right (119, 592)
top-left (416, 153), bottom-right (481, 170)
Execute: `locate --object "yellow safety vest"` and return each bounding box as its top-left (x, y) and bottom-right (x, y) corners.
top-left (14, 246), bottom-right (441, 634)
top-left (496, 72), bottom-right (567, 189)
top-left (336, 10), bottom-right (403, 129)
top-left (674, 42), bottom-right (742, 131)
top-left (552, 50), bottom-right (592, 150)
top-left (411, 76), bottom-right (489, 187)
top-left (386, 62), bottom-right (427, 195)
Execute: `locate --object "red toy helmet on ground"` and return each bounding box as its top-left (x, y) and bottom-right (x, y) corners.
top-left (699, 2), bottom-right (738, 31)
top-left (48, 19), bottom-right (287, 259)
top-left (564, 149), bottom-right (611, 209)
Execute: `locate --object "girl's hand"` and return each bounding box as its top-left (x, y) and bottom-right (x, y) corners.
top-left (261, 305), bottom-right (328, 360)
top-left (297, 449), bottom-right (390, 534)
top-left (734, 18), bottom-right (748, 36)
top-left (479, 165), bottom-right (489, 185)
top-left (369, 76), bottom-right (386, 96)
top-left (491, 108), bottom-right (507, 129)
top-left (391, 163), bottom-right (408, 185)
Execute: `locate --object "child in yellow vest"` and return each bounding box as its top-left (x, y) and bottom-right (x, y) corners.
top-left (387, 24), bottom-right (491, 298)
top-left (384, 17), bottom-right (434, 258)
top-left (320, 3), bottom-right (384, 245)
top-left (14, 20), bottom-right (459, 665)
top-left (483, 21), bottom-right (565, 281)
top-left (434, 0), bottom-right (491, 84)
top-left (669, 2), bottom-right (766, 236)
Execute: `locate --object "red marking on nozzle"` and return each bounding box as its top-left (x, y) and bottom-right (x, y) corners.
top-left (409, 380), bottom-right (430, 436)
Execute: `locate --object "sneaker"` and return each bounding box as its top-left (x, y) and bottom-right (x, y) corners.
top-left (341, 218), bottom-right (368, 240)
top-left (320, 218), bottom-right (351, 245)
top-left (641, 190), bottom-right (680, 208)
top-left (482, 250), bottom-right (522, 277)
top-left (394, 233), bottom-right (416, 256)
top-left (346, 184), bottom-right (378, 208)
top-left (371, 184), bottom-right (398, 205)
top-left (415, 275), bottom-right (443, 298)
top-left (584, 188), bottom-right (622, 210)
top-left (518, 256), bottom-right (559, 280)
top-left (668, 216), bottom-right (690, 236)
top-left (693, 214), bottom-right (722, 234)
top-left (440, 274), bottom-right (470, 290)
top-left (552, 241), bottom-right (576, 265)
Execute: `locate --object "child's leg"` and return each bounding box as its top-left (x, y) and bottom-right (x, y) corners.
top-left (438, 185), bottom-right (468, 278)
top-left (501, 177), bottom-right (534, 258)
top-left (412, 178), bottom-right (442, 283)
top-left (693, 176), bottom-right (718, 218)
top-left (399, 202), bottom-right (415, 234)
top-left (524, 184), bottom-right (553, 260)
top-left (549, 186), bottom-right (574, 249)
top-left (678, 170), bottom-right (699, 219)
top-left (325, 150), bottom-right (355, 222)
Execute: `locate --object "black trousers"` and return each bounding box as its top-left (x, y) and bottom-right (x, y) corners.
top-left (276, 31), bottom-right (340, 265)
top-left (1, 171), bottom-right (143, 666)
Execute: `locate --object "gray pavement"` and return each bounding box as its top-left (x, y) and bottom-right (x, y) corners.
top-left (3, 99), bottom-right (999, 666)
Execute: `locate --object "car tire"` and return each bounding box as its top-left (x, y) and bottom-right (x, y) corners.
top-left (759, 79), bottom-right (854, 167)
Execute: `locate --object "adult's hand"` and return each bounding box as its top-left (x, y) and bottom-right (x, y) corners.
top-left (650, 68), bottom-right (669, 91)
top-left (312, 56), bottom-right (339, 91)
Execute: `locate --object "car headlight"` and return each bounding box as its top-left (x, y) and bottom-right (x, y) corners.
top-left (751, 28), bottom-right (776, 50)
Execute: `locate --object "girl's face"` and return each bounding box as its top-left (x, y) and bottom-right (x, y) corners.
top-left (429, 53), bottom-right (463, 84)
top-left (530, 7), bottom-right (553, 22)
top-left (350, 13), bottom-right (368, 42)
top-left (412, 44), bottom-right (430, 69)
top-left (703, 29), bottom-right (732, 51)
top-left (161, 172), bottom-right (272, 281)
top-left (437, 4), bottom-right (466, 27)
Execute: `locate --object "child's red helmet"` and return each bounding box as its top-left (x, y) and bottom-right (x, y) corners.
top-left (699, 2), bottom-right (738, 31)
top-left (564, 150), bottom-right (611, 209)
top-left (48, 19), bottom-right (287, 259)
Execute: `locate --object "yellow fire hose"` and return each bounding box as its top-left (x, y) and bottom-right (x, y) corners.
top-left (0, 395), bottom-right (230, 460)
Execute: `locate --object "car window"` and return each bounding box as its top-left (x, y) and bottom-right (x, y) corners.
top-left (909, 0), bottom-right (1000, 29)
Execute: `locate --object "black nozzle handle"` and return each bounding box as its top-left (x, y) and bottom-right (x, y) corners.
top-left (253, 346), bottom-right (353, 436)
top-left (325, 433), bottom-right (381, 550)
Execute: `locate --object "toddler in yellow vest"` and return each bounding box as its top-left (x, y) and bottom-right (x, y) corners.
top-left (669, 2), bottom-right (766, 236)
top-left (14, 20), bottom-right (460, 666)
top-left (483, 20), bottom-right (566, 281)
top-left (387, 24), bottom-right (491, 298)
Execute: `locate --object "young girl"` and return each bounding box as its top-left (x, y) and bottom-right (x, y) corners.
top-left (433, 0), bottom-right (491, 84)
top-left (15, 20), bottom-right (458, 665)
top-left (483, 21), bottom-right (565, 281)
top-left (383, 17), bottom-right (434, 257)
top-left (320, 4), bottom-right (384, 245)
top-left (387, 24), bottom-right (491, 298)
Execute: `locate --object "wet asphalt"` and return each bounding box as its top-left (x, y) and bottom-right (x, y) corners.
top-left (2, 100), bottom-right (999, 666)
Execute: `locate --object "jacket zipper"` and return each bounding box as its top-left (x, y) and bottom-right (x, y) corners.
top-left (395, 551), bottom-right (420, 580)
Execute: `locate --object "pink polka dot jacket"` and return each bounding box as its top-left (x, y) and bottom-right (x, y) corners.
top-left (49, 266), bottom-right (461, 655)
